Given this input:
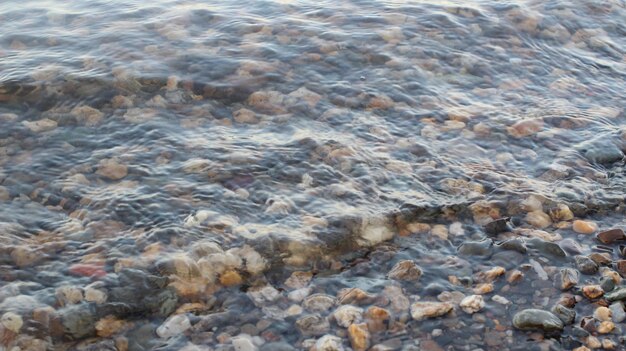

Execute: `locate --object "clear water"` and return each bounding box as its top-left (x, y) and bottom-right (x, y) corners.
top-left (0, 0), bottom-right (625, 350)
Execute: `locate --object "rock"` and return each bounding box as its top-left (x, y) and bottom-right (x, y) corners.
top-left (233, 246), bottom-right (267, 275)
top-left (593, 307), bottom-right (612, 321)
top-left (285, 271), bottom-right (313, 289)
top-left (0, 186), bottom-right (9, 201)
top-left (575, 256), bottom-right (598, 275)
top-left (512, 309), bottom-right (564, 331)
top-left (582, 285), bottom-right (604, 299)
top-left (460, 295), bottom-right (484, 314)
top-left (364, 306), bottom-right (391, 333)
top-left (96, 158), bottom-right (128, 180)
top-left (156, 314), bottom-right (191, 338)
top-left (56, 286), bottom-right (84, 306)
top-left (410, 302), bottom-right (453, 321)
top-left (1, 312), bottom-right (23, 333)
top-left (232, 335), bottom-right (259, 351)
top-left (84, 287), bottom-right (107, 304)
top-left (71, 105), bottom-right (104, 126)
top-left (348, 323), bottom-right (370, 351)
top-left (572, 220), bottom-right (597, 234)
top-left (560, 239), bottom-right (583, 255)
top-left (507, 270), bottom-right (524, 284)
top-left (458, 240), bottom-right (493, 257)
top-left (304, 294), bottom-right (336, 313)
top-left (492, 295), bottom-right (511, 305)
top-left (95, 315), bottom-right (127, 337)
top-left (387, 260), bottom-right (423, 281)
top-left (59, 304), bottom-right (97, 339)
top-left (558, 268), bottom-right (579, 290)
top-left (296, 314), bottom-right (330, 336)
top-left (220, 270), bottom-right (243, 286)
top-left (609, 302), bottom-right (626, 322)
top-left (606, 288), bottom-right (626, 302)
top-left (233, 108), bottom-right (258, 124)
top-left (247, 285), bottom-right (281, 306)
top-left (484, 217), bottom-right (513, 236)
top-left (597, 229), bottom-right (626, 244)
top-left (22, 118), bottom-right (57, 133)
top-left (357, 216), bottom-right (394, 246)
top-left (597, 321), bottom-right (614, 334)
top-left (314, 335), bottom-right (344, 351)
top-left (10, 246), bottom-right (41, 267)
top-left (527, 238), bottom-right (566, 258)
top-left (475, 266), bottom-right (506, 283)
top-left (548, 204), bottom-right (574, 222)
top-left (473, 283), bottom-right (494, 295)
top-left (430, 225), bottom-right (448, 240)
top-left (288, 288), bottom-right (311, 302)
top-left (525, 211), bottom-right (552, 228)
top-left (507, 119), bottom-right (544, 138)
top-left (332, 305), bottom-right (363, 328)
top-left (552, 304), bottom-right (576, 325)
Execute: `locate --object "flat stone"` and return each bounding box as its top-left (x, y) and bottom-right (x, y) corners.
top-left (558, 268), bottom-right (579, 291)
top-left (552, 304), bottom-right (576, 325)
top-left (156, 314), bottom-right (191, 338)
top-left (605, 288), bottom-right (626, 302)
top-left (609, 302), bottom-right (626, 322)
top-left (387, 260), bottom-right (423, 281)
top-left (347, 323), bottom-right (370, 351)
top-left (332, 305), bottom-right (363, 328)
top-left (575, 256), bottom-right (598, 275)
top-left (597, 228), bottom-right (626, 244)
top-left (512, 309), bottom-right (564, 331)
top-left (410, 301), bottom-right (453, 321)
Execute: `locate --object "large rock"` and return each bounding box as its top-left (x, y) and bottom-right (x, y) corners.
top-left (512, 309), bottom-right (564, 331)
top-left (387, 260), bottom-right (422, 281)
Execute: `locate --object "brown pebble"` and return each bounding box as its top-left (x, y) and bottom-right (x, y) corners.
top-left (348, 323), bottom-right (371, 351)
top-left (597, 228), bottom-right (626, 244)
top-left (507, 270), bottom-right (524, 284)
top-left (365, 306), bottom-right (391, 333)
top-left (582, 285), bottom-right (604, 299)
top-left (219, 270), bottom-right (243, 286)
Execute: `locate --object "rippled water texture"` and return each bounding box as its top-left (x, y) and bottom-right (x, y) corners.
top-left (1, 0), bottom-right (626, 350)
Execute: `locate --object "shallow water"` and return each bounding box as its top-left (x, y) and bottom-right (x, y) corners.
top-left (1, 0), bottom-right (626, 350)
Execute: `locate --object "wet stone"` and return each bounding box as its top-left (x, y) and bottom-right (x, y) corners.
top-left (314, 335), bottom-right (344, 351)
top-left (572, 220), bottom-right (598, 234)
top-left (459, 295), bottom-right (484, 314)
top-left (609, 302), bottom-right (626, 322)
top-left (596, 228), bottom-right (626, 244)
top-left (387, 260), bottom-right (423, 281)
top-left (410, 301), bottom-right (453, 321)
top-left (605, 288), bottom-right (626, 302)
top-left (512, 309), bottom-right (564, 331)
top-left (332, 305), bottom-right (363, 328)
top-left (582, 285), bottom-right (604, 300)
top-left (551, 304), bottom-right (576, 325)
top-left (575, 256), bottom-right (599, 275)
top-left (557, 268), bottom-right (579, 291)
top-left (347, 323), bottom-right (370, 351)
top-left (296, 314), bottom-right (330, 336)
top-left (303, 294), bottom-right (336, 313)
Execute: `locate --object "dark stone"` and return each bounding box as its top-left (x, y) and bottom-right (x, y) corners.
top-left (59, 304), bottom-right (97, 340)
top-left (512, 309), bottom-right (564, 331)
top-left (527, 238), bottom-right (566, 258)
top-left (601, 276), bottom-right (616, 293)
top-left (497, 238), bottom-right (527, 254)
top-left (551, 304), bottom-right (576, 325)
top-left (484, 217), bottom-right (513, 236)
top-left (575, 256), bottom-right (599, 275)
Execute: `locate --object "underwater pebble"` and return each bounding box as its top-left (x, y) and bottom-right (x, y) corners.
top-left (460, 295), bottom-right (484, 314)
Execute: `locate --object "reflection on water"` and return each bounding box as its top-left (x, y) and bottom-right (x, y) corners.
top-left (0, 0), bottom-right (625, 350)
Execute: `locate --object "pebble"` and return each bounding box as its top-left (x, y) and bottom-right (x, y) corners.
top-left (387, 260), bottom-right (423, 281)
top-left (582, 285), bottom-right (604, 299)
top-left (84, 287), bottom-right (107, 304)
top-left (575, 256), bottom-right (599, 275)
top-left (96, 158), bottom-right (128, 180)
top-left (296, 314), bottom-right (330, 336)
top-left (71, 105), bottom-right (104, 125)
top-left (594, 306), bottom-right (612, 321)
top-left (559, 268), bottom-right (579, 291)
top-left (347, 323), bottom-right (370, 351)
top-left (586, 336), bottom-right (602, 349)
top-left (364, 306), bottom-right (391, 333)
top-left (597, 321), bottom-right (614, 334)
top-left (507, 119), bottom-right (544, 138)
top-left (232, 335), bottom-right (259, 351)
top-left (492, 295), bottom-right (511, 305)
top-left (220, 270), bottom-right (243, 286)
top-left (56, 285), bottom-right (84, 306)
top-left (233, 108), bottom-right (259, 124)
top-left (1, 312), bottom-right (23, 333)
top-left (431, 224), bottom-right (448, 240)
top-left (314, 335), bottom-right (344, 351)
top-left (410, 301), bottom-right (453, 321)
top-left (460, 295), bottom-right (484, 314)
top-left (512, 309), bottom-right (564, 331)
top-left (525, 210), bottom-right (552, 229)
top-left (303, 294), bottom-right (336, 313)
top-left (95, 315), bottom-right (127, 337)
top-left (285, 271), bottom-right (313, 289)
top-left (156, 314), bottom-right (191, 338)
top-left (332, 305), bottom-right (363, 328)
top-left (22, 118), bottom-right (58, 133)
top-left (573, 220), bottom-right (598, 234)
top-left (552, 304), bottom-right (576, 325)
top-left (596, 228), bottom-right (626, 244)
top-left (609, 302), bottom-right (626, 322)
